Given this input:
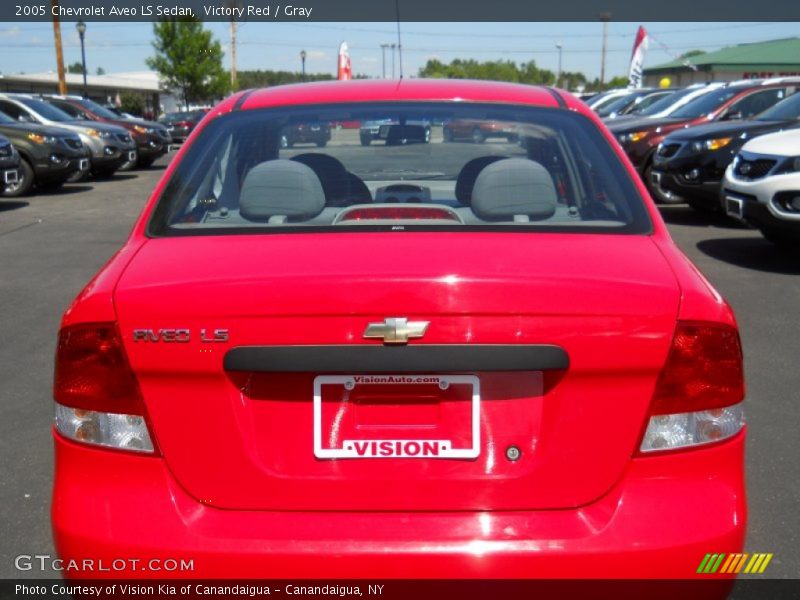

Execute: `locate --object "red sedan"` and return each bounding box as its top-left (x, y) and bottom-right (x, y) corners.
top-left (52, 79), bottom-right (745, 580)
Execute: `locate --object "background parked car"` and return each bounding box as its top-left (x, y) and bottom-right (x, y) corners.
top-left (653, 90), bottom-right (800, 212)
top-left (280, 122), bottom-right (331, 148)
top-left (722, 128), bottom-right (800, 247)
top-left (442, 118), bottom-right (517, 143)
top-left (595, 88), bottom-right (670, 119)
top-left (609, 79), bottom-right (799, 202)
top-left (359, 118), bottom-right (432, 145)
top-left (0, 94), bottom-right (134, 179)
top-left (0, 110), bottom-right (89, 197)
top-left (605, 83), bottom-right (725, 124)
top-left (44, 96), bottom-right (171, 169)
top-left (158, 109), bottom-right (209, 144)
top-left (0, 133), bottom-right (21, 194)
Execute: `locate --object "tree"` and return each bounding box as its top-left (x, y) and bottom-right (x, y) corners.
top-left (96, 67), bottom-right (106, 75)
top-left (119, 92), bottom-right (145, 117)
top-left (146, 18), bottom-right (228, 109)
top-left (67, 62), bottom-right (85, 75)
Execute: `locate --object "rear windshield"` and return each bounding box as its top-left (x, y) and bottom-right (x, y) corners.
top-left (149, 102), bottom-right (651, 236)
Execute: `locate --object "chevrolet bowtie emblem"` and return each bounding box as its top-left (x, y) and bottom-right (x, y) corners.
top-left (363, 317), bottom-right (430, 345)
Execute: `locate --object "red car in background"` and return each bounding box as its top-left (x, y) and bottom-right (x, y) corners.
top-left (608, 79), bottom-right (799, 202)
top-left (43, 95), bottom-right (171, 169)
top-left (158, 108), bottom-right (210, 144)
top-left (52, 79), bottom-right (745, 580)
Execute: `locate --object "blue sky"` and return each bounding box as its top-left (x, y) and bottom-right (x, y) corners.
top-left (0, 21), bottom-right (797, 80)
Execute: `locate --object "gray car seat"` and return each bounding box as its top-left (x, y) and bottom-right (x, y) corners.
top-left (239, 159), bottom-right (325, 223)
top-left (471, 158), bottom-right (557, 222)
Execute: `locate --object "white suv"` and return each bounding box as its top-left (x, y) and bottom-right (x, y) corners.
top-left (722, 127), bottom-right (800, 247)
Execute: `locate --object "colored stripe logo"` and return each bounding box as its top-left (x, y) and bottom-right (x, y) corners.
top-left (697, 553), bottom-right (773, 574)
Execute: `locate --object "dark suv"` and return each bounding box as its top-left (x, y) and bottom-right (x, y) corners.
top-left (44, 96), bottom-right (171, 169)
top-left (0, 133), bottom-right (21, 192)
top-left (651, 90), bottom-right (800, 212)
top-left (608, 79), bottom-right (799, 203)
top-left (0, 111), bottom-right (89, 197)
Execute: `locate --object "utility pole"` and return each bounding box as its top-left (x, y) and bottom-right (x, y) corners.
top-left (76, 20), bottom-right (87, 98)
top-left (51, 0), bottom-right (67, 95)
top-left (380, 43), bottom-right (390, 79)
top-left (555, 43), bottom-right (563, 88)
top-left (230, 19), bottom-right (237, 90)
top-left (600, 12), bottom-right (611, 90)
top-left (390, 43), bottom-right (396, 79)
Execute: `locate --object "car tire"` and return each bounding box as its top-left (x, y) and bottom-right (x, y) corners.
top-left (316, 140), bottom-right (327, 148)
top-left (685, 196), bottom-right (719, 214)
top-left (38, 179), bottom-right (65, 192)
top-left (118, 157), bottom-right (138, 172)
top-left (1, 159), bottom-right (34, 198)
top-left (443, 128), bottom-right (453, 143)
top-left (644, 165), bottom-right (683, 205)
top-left (92, 167), bottom-right (118, 179)
top-left (360, 134), bottom-right (371, 146)
top-left (760, 226), bottom-right (800, 248)
top-left (472, 128), bottom-right (485, 144)
top-left (67, 168), bottom-right (90, 184)
top-left (138, 157), bottom-right (156, 168)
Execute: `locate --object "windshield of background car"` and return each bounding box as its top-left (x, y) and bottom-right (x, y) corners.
top-left (633, 88), bottom-right (698, 116)
top-left (755, 92), bottom-right (800, 121)
top-left (626, 91), bottom-right (673, 114)
top-left (16, 98), bottom-right (74, 122)
top-left (0, 111), bottom-right (15, 124)
top-left (669, 87), bottom-right (745, 119)
top-left (595, 95), bottom-right (637, 117)
top-left (149, 102), bottom-right (652, 236)
top-left (163, 110), bottom-right (204, 123)
top-left (80, 99), bottom-right (125, 120)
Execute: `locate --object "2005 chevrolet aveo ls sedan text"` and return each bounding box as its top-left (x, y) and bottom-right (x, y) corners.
top-left (51, 80), bottom-right (746, 579)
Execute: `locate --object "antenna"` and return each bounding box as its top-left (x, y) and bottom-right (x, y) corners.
top-left (395, 0), bottom-right (403, 78)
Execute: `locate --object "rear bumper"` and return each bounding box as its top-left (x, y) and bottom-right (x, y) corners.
top-left (52, 431), bottom-right (746, 579)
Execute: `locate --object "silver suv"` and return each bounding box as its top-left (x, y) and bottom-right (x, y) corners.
top-left (0, 94), bottom-right (135, 179)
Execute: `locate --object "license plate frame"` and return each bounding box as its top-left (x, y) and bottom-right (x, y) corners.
top-left (725, 196), bottom-right (745, 220)
top-left (79, 158), bottom-right (90, 171)
top-left (128, 151), bottom-right (137, 162)
top-left (313, 374), bottom-right (480, 460)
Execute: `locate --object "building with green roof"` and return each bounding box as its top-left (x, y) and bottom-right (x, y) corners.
top-left (643, 38), bottom-right (800, 87)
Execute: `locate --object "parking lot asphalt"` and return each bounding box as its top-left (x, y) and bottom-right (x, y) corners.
top-left (0, 150), bottom-right (798, 578)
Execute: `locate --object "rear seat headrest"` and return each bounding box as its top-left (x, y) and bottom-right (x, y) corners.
top-left (471, 158), bottom-right (557, 221)
top-left (454, 155), bottom-right (509, 206)
top-left (240, 159), bottom-right (325, 222)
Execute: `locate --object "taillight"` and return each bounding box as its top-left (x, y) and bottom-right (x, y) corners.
top-left (53, 323), bottom-right (156, 454)
top-left (338, 206), bottom-right (461, 222)
top-left (639, 321), bottom-right (745, 453)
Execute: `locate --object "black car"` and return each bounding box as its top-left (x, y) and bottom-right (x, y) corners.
top-left (280, 122), bottom-right (331, 148)
top-left (652, 90), bottom-right (800, 212)
top-left (158, 110), bottom-right (209, 144)
top-left (0, 111), bottom-right (90, 197)
top-left (0, 133), bottom-right (21, 192)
